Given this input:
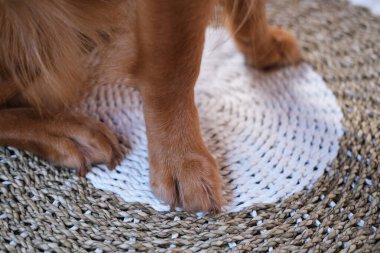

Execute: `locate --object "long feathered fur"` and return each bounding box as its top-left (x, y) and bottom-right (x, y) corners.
top-left (0, 0), bottom-right (122, 112)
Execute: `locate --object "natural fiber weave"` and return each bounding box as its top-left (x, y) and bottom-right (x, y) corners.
top-left (1, 0), bottom-right (379, 252)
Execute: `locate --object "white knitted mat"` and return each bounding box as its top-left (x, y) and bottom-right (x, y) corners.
top-left (81, 29), bottom-right (344, 212)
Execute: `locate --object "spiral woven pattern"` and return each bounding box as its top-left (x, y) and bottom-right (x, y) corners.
top-left (1, 0), bottom-right (379, 252)
top-left (82, 29), bottom-right (343, 212)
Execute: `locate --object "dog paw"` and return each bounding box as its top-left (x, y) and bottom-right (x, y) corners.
top-left (41, 113), bottom-right (123, 176)
top-left (239, 27), bottom-right (301, 69)
top-left (150, 151), bottom-right (223, 213)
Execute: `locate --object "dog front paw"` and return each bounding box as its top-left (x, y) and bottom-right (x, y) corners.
top-left (237, 27), bottom-right (301, 69)
top-left (150, 151), bottom-right (223, 213)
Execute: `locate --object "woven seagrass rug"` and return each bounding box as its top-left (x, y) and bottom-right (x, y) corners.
top-left (1, 0), bottom-right (379, 251)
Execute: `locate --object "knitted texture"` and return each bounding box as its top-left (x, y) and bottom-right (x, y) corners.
top-left (1, 0), bottom-right (379, 252)
top-left (81, 29), bottom-right (344, 212)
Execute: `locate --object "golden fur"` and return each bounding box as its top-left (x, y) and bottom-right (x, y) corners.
top-left (0, 0), bottom-right (300, 212)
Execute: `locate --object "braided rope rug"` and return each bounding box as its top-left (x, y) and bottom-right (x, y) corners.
top-left (1, 0), bottom-right (379, 252)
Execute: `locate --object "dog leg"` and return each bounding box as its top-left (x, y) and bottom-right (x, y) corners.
top-left (221, 0), bottom-right (301, 69)
top-left (0, 108), bottom-right (122, 176)
top-left (135, 0), bottom-right (223, 212)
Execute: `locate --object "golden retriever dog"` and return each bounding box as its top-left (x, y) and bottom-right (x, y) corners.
top-left (0, 0), bottom-right (300, 212)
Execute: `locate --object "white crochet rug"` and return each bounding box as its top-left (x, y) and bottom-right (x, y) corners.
top-left (81, 29), bottom-right (344, 212)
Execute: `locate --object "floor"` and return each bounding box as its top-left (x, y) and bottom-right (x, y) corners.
top-left (350, 0), bottom-right (380, 15)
